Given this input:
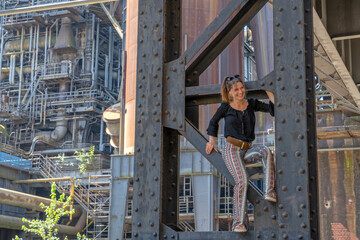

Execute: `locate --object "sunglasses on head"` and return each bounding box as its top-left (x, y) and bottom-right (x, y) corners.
top-left (226, 74), bottom-right (241, 81)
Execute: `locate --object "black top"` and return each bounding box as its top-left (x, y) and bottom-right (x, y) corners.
top-left (206, 99), bottom-right (274, 142)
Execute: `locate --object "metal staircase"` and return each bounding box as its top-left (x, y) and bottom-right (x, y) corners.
top-left (33, 155), bottom-right (110, 238)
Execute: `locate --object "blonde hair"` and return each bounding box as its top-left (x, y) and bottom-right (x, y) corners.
top-left (221, 75), bottom-right (245, 103)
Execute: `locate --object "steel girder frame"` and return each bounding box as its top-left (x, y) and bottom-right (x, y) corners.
top-left (132, 1), bottom-right (318, 240)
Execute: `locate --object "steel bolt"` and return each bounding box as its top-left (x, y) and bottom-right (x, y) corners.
top-left (271, 233), bottom-right (276, 238)
top-left (282, 186), bottom-right (287, 192)
top-left (154, 177), bottom-right (159, 181)
top-left (297, 212), bottom-right (303, 217)
top-left (279, 204), bottom-right (284, 209)
top-left (134, 233), bottom-right (138, 237)
top-left (134, 208), bottom-right (138, 212)
top-left (257, 234), bottom-right (261, 238)
top-left (153, 232), bottom-right (157, 237)
top-left (138, 192), bottom-right (142, 197)
top-left (282, 212), bottom-right (289, 218)
top-left (278, 169), bottom-right (283, 174)
top-left (301, 222), bottom-right (307, 228)
top-left (298, 235), bottom-right (303, 239)
top-left (297, 186), bottom-right (302, 191)
top-left (281, 152), bottom-right (287, 157)
top-left (283, 233), bottom-right (288, 239)
top-left (137, 222), bottom-right (141, 227)
top-left (279, 223), bottom-right (285, 228)
top-left (295, 151), bottom-right (301, 157)
top-left (263, 207), bottom-right (268, 212)
top-left (271, 215), bottom-right (276, 220)
top-left (300, 204), bottom-right (306, 209)
top-left (171, 235), bottom-right (175, 239)
top-left (299, 168), bottom-right (305, 174)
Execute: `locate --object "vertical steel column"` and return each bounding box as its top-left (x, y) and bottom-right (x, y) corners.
top-left (132, 0), bottom-right (166, 239)
top-left (273, 0), bottom-right (318, 239)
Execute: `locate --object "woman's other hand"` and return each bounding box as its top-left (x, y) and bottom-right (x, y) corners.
top-left (206, 142), bottom-right (218, 154)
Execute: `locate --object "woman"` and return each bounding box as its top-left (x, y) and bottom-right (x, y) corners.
top-left (206, 75), bottom-right (276, 232)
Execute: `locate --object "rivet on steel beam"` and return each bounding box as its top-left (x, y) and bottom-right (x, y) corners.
top-left (279, 37), bottom-right (284, 41)
top-left (157, 67), bottom-right (161, 71)
top-left (154, 207), bottom-right (158, 211)
top-left (140, 11), bottom-right (144, 15)
top-left (137, 222), bottom-right (141, 227)
top-left (143, 25), bottom-right (147, 29)
top-left (155, 24), bottom-right (159, 28)
top-left (153, 232), bottom-right (157, 237)
top-left (153, 111), bottom-right (157, 115)
top-left (279, 223), bottom-right (285, 228)
top-left (140, 133), bottom-right (144, 137)
top-left (298, 134), bottom-right (304, 139)
top-left (156, 83), bottom-right (161, 88)
top-left (255, 199), bottom-right (260, 204)
top-left (261, 82), bottom-right (265, 87)
top-left (174, 51), bottom-right (178, 55)
top-left (155, 147), bottom-right (159, 151)
top-left (171, 235), bottom-right (175, 239)
top-left (296, 118), bottom-right (300, 123)
top-left (277, 103), bottom-right (282, 107)
top-left (156, 102), bottom-right (160, 106)
top-left (298, 212), bottom-right (303, 217)
top-left (276, 23), bottom-right (280, 27)
top-left (158, 8), bottom-right (162, 13)
top-left (301, 223), bottom-right (307, 228)
top-left (297, 186), bottom-right (302, 192)
top-left (278, 169), bottom-right (283, 174)
top-left (257, 234), bottom-right (261, 238)
top-left (140, 39), bottom-right (143, 43)
top-left (169, 168), bottom-right (174, 173)
top-left (180, 60), bottom-right (184, 64)
top-left (306, 8), bottom-right (310, 13)
top-left (139, 162), bottom-right (144, 167)
top-left (150, 222), bottom-right (154, 227)
top-left (154, 74), bottom-right (158, 78)
top-left (172, 183), bottom-right (176, 187)
top-left (297, 20), bottom-right (301, 24)
top-left (186, 78), bottom-right (192, 83)
top-left (153, 93), bottom-right (158, 97)
top-left (307, 64), bottom-right (311, 69)
top-left (294, 65), bottom-right (299, 69)
top-left (271, 233), bottom-right (276, 238)
top-left (295, 85), bottom-right (299, 89)
top-left (193, 71), bottom-right (198, 76)
top-left (306, 36), bottom-right (311, 40)
top-left (282, 186), bottom-right (287, 192)
top-left (171, 211), bottom-right (176, 216)
top-left (281, 152), bottom-right (287, 157)
top-left (138, 192), bottom-right (142, 197)
top-left (276, 52), bottom-right (281, 56)
top-left (298, 235), bottom-right (303, 239)
top-left (280, 66), bottom-right (284, 71)
top-left (283, 233), bottom-right (288, 239)
top-left (134, 233), bottom-right (138, 237)
top-left (170, 140), bottom-right (174, 144)
top-left (299, 168), bottom-right (305, 174)
top-left (269, 81), bottom-right (273, 86)
top-left (151, 192), bottom-right (155, 196)
top-left (277, 136), bottom-right (282, 141)
top-left (300, 204), bottom-right (306, 209)
top-left (282, 212), bottom-right (289, 218)
top-left (295, 151), bottom-right (301, 157)
top-left (172, 117), bottom-right (177, 122)
top-left (281, 86), bottom-right (285, 90)
top-left (135, 178), bottom-right (139, 182)
top-left (156, 119), bottom-right (160, 122)
top-left (164, 235), bottom-right (168, 239)
top-left (158, 38), bottom-right (162, 42)
top-left (297, 50), bottom-right (302, 54)
top-left (168, 197), bottom-right (173, 201)
top-left (142, 76), bottom-right (145, 79)
top-left (281, 118), bottom-right (286, 123)
top-left (154, 177), bottom-right (158, 181)
top-left (152, 162), bottom-right (156, 166)
top-left (293, 6), bottom-right (297, 10)
top-left (138, 104), bottom-right (142, 108)
top-left (179, 90), bottom-right (183, 94)
top-left (134, 208), bottom-right (139, 212)
top-left (298, 75), bottom-right (303, 79)
top-left (153, 133), bottom-right (157, 137)
top-left (179, 124), bottom-right (183, 129)
top-left (263, 207), bottom-right (268, 212)
top-left (277, 77), bottom-right (282, 81)
top-left (279, 7), bottom-right (284, 12)
top-left (139, 69), bottom-right (143, 73)
top-left (294, 35), bottom-right (298, 40)
top-left (309, 144), bottom-right (314, 149)
top-left (142, 54), bottom-right (146, 58)
top-left (136, 148), bottom-right (141, 152)
top-left (166, 90), bottom-right (170, 95)
top-left (271, 215), bottom-right (276, 220)
top-left (279, 204), bottom-right (284, 209)
top-left (141, 94), bottom-right (145, 98)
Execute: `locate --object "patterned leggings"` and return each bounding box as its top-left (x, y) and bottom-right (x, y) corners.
top-left (222, 142), bottom-right (276, 228)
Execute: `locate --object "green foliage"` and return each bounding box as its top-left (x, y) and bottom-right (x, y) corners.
top-left (74, 146), bottom-right (95, 174)
top-left (13, 182), bottom-right (88, 240)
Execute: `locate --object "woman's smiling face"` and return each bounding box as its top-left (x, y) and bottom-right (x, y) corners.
top-left (228, 81), bottom-right (246, 102)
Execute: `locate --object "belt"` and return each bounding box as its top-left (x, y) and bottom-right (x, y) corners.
top-left (226, 136), bottom-right (252, 150)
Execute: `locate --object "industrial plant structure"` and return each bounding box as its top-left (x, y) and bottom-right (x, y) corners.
top-left (0, 0), bottom-right (358, 240)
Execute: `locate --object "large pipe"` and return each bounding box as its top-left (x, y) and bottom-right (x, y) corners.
top-left (0, 0), bottom-right (117, 16)
top-left (0, 213), bottom-right (85, 236)
top-left (0, 187), bottom-right (82, 218)
top-left (4, 35), bottom-right (56, 53)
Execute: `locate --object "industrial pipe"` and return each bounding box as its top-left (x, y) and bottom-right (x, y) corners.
top-left (4, 35), bottom-right (56, 53)
top-left (0, 187), bottom-right (82, 218)
top-left (0, 0), bottom-right (117, 16)
top-left (0, 213), bottom-right (85, 236)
